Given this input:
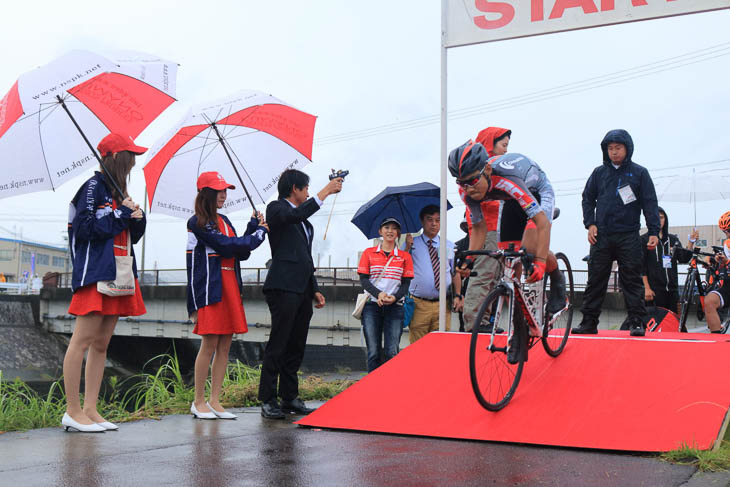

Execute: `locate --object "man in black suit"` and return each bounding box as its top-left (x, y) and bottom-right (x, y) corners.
top-left (258, 169), bottom-right (343, 419)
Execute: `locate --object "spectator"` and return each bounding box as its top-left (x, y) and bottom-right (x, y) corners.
top-left (403, 205), bottom-right (461, 343)
top-left (186, 172), bottom-right (269, 420)
top-left (640, 207), bottom-right (692, 313)
top-left (63, 133), bottom-right (148, 432)
top-left (454, 215), bottom-right (470, 332)
top-left (574, 129), bottom-right (660, 337)
top-left (702, 211), bottom-right (730, 333)
top-left (357, 217), bottom-right (414, 372)
top-left (257, 169), bottom-right (342, 419)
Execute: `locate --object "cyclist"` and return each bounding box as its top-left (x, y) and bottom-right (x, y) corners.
top-left (703, 211), bottom-right (730, 333)
top-left (450, 140), bottom-right (567, 339)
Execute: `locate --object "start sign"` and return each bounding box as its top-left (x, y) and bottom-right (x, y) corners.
top-left (444, 0), bottom-right (730, 47)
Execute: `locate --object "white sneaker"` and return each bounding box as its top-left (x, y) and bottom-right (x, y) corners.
top-left (61, 413), bottom-right (105, 433)
top-left (190, 402), bottom-right (216, 420)
top-left (207, 402), bottom-right (237, 420)
top-left (96, 421), bottom-right (119, 431)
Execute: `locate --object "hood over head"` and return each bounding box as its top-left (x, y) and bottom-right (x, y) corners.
top-left (476, 127), bottom-right (511, 156)
top-left (601, 129), bottom-right (634, 165)
top-left (657, 206), bottom-right (669, 237)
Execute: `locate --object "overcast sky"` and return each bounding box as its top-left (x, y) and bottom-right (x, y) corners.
top-left (1, 1), bottom-right (729, 272)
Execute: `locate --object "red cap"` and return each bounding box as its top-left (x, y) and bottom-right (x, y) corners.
top-left (197, 171), bottom-right (236, 191)
top-left (97, 133), bottom-right (148, 157)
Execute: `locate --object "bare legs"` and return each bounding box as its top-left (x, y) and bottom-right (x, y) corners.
top-left (705, 292), bottom-right (723, 332)
top-left (63, 314), bottom-right (119, 424)
top-left (193, 334), bottom-right (233, 412)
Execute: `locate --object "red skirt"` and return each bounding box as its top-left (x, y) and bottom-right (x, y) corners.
top-left (68, 278), bottom-right (146, 316)
top-left (194, 257), bottom-right (248, 336)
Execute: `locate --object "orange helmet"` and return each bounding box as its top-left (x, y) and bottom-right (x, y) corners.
top-left (719, 211), bottom-right (730, 232)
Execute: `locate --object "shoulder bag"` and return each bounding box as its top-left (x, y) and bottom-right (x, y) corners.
top-left (97, 231), bottom-right (135, 297)
top-left (352, 254), bottom-right (396, 320)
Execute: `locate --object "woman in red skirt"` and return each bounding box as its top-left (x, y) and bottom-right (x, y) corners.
top-left (63, 133), bottom-right (149, 432)
top-left (186, 172), bottom-right (269, 419)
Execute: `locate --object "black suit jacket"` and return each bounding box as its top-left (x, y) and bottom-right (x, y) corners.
top-left (263, 197), bottom-right (321, 294)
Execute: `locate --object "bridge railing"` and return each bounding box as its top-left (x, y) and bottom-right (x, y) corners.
top-left (47, 268), bottom-right (652, 292)
top-left (52, 267), bottom-right (364, 288)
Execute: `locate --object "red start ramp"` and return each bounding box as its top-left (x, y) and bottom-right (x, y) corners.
top-left (297, 331), bottom-right (730, 452)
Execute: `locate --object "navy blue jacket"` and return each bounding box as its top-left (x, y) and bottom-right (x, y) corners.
top-left (186, 214), bottom-right (267, 315)
top-left (582, 129), bottom-right (660, 236)
top-left (68, 172), bottom-right (146, 292)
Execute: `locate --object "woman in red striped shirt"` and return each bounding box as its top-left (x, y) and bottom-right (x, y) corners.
top-left (357, 217), bottom-right (414, 372)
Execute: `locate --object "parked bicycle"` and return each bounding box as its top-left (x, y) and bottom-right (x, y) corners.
top-left (456, 246), bottom-right (574, 411)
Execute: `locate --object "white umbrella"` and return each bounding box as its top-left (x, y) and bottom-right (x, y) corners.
top-left (657, 169), bottom-right (730, 226)
top-left (0, 49), bottom-right (177, 199)
top-left (143, 89), bottom-right (316, 218)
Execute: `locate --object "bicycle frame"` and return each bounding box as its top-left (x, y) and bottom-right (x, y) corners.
top-left (484, 255), bottom-right (545, 352)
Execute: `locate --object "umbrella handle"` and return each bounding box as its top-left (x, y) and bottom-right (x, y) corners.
top-left (56, 95), bottom-right (125, 198)
top-left (323, 192), bottom-right (338, 240)
top-left (210, 122), bottom-right (257, 215)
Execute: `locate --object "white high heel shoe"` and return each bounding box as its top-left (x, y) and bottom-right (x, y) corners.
top-left (190, 402), bottom-right (216, 420)
top-left (207, 402), bottom-right (237, 420)
top-left (61, 413), bottom-right (105, 433)
top-left (96, 421), bottom-right (119, 431)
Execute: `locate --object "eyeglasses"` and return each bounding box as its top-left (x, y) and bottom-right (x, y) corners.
top-left (456, 167), bottom-right (486, 188)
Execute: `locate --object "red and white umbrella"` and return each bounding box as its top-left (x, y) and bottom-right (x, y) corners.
top-left (0, 49), bottom-right (177, 199)
top-left (143, 90), bottom-right (316, 218)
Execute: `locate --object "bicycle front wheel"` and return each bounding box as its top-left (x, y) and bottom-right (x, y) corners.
top-left (469, 285), bottom-right (526, 411)
top-left (542, 252), bottom-right (574, 357)
top-left (679, 271), bottom-right (694, 332)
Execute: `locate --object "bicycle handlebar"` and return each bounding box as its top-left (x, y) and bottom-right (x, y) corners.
top-left (455, 248), bottom-right (535, 277)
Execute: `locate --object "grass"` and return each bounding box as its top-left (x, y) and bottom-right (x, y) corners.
top-left (660, 427), bottom-right (730, 472)
top-left (0, 355), bottom-right (355, 433)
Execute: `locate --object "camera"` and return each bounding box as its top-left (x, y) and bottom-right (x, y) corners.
top-left (329, 169), bottom-right (349, 180)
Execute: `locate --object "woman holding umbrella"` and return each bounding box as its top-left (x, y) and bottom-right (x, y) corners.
top-left (63, 133), bottom-right (149, 432)
top-left (357, 217), bottom-right (414, 372)
top-left (186, 172), bottom-right (269, 419)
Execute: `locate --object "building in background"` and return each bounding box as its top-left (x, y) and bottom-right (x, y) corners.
top-left (0, 237), bottom-right (69, 283)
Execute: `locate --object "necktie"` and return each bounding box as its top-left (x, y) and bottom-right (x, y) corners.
top-left (427, 239), bottom-right (440, 290)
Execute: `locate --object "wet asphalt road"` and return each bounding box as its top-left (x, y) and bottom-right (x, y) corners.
top-left (0, 406), bottom-right (725, 487)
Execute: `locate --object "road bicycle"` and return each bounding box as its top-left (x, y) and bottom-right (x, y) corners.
top-left (677, 245), bottom-right (730, 332)
top-left (456, 247), bottom-right (574, 411)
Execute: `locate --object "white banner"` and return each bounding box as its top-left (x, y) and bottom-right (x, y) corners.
top-left (444, 0), bottom-right (730, 48)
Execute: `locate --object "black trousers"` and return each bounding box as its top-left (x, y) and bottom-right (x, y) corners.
top-left (258, 285), bottom-right (314, 403)
top-left (648, 288), bottom-right (679, 314)
top-left (581, 231), bottom-right (647, 324)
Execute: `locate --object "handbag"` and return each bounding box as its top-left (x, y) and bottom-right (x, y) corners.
top-left (97, 231), bottom-right (136, 297)
top-left (352, 254), bottom-right (396, 320)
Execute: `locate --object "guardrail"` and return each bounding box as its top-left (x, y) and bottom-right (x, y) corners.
top-left (45, 267), bottom-right (687, 292)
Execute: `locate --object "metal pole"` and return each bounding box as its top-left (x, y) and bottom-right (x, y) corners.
top-left (438, 0), bottom-right (448, 332)
top-left (141, 189), bottom-right (148, 283)
top-left (56, 96), bottom-right (125, 198)
top-left (209, 122), bottom-right (257, 215)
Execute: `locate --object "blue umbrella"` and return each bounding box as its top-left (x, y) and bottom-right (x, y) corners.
top-left (351, 182), bottom-right (453, 239)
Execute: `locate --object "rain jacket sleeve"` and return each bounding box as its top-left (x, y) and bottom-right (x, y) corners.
top-left (640, 170), bottom-right (660, 237)
top-left (74, 179), bottom-right (132, 242)
top-left (582, 168), bottom-right (599, 229)
top-left (129, 212), bottom-right (146, 245)
top-left (187, 216), bottom-right (267, 261)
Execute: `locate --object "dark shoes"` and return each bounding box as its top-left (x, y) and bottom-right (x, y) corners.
top-left (629, 319), bottom-right (646, 337)
top-left (260, 400), bottom-right (285, 419)
top-left (507, 337), bottom-right (521, 365)
top-left (547, 272), bottom-right (567, 314)
top-left (280, 398), bottom-right (316, 415)
top-left (572, 320), bottom-right (598, 334)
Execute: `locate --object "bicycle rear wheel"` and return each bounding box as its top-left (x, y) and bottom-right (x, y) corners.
top-left (469, 285), bottom-right (526, 411)
top-left (678, 272), bottom-right (694, 332)
top-left (542, 252), bottom-right (574, 357)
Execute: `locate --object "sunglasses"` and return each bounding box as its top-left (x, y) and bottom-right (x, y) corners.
top-left (456, 167), bottom-right (486, 188)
